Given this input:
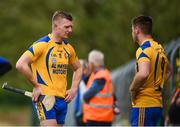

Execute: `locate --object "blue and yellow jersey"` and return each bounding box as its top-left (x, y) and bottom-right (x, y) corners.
top-left (23, 34), bottom-right (78, 98)
top-left (134, 38), bottom-right (169, 107)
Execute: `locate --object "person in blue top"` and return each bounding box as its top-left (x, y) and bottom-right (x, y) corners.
top-left (74, 59), bottom-right (91, 126)
top-left (0, 57), bottom-right (12, 76)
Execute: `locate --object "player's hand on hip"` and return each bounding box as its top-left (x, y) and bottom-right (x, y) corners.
top-left (32, 85), bottom-right (42, 102)
top-left (65, 88), bottom-right (77, 103)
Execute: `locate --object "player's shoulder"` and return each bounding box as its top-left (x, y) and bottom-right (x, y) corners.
top-left (152, 40), bottom-right (165, 52)
top-left (31, 35), bottom-right (50, 47)
top-left (35, 35), bottom-right (51, 43)
top-left (31, 35), bottom-right (51, 48)
top-left (63, 39), bottom-right (75, 51)
top-left (136, 41), bottom-right (153, 59)
top-left (141, 41), bottom-right (155, 53)
top-left (140, 41), bottom-right (152, 50)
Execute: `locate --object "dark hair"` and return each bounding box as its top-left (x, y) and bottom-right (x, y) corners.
top-left (52, 10), bottom-right (73, 22)
top-left (132, 15), bottom-right (152, 35)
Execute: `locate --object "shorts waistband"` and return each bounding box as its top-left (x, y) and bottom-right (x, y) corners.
top-left (55, 96), bottom-right (65, 100)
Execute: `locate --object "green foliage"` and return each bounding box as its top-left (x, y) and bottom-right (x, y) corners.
top-left (0, 85), bottom-right (31, 106)
top-left (0, 0), bottom-right (180, 105)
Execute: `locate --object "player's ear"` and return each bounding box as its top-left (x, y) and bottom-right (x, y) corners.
top-left (52, 22), bottom-right (58, 29)
top-left (54, 24), bottom-right (58, 29)
top-left (134, 26), bottom-right (139, 34)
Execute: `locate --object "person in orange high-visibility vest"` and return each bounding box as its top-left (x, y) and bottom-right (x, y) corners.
top-left (83, 50), bottom-right (114, 126)
top-left (165, 87), bottom-right (180, 126)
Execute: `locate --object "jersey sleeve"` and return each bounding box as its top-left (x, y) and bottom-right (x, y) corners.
top-left (68, 44), bottom-right (78, 64)
top-left (136, 47), bottom-right (152, 63)
top-left (23, 42), bottom-right (47, 62)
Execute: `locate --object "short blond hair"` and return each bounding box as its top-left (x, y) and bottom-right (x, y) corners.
top-left (52, 10), bottom-right (73, 23)
top-left (88, 50), bottom-right (104, 66)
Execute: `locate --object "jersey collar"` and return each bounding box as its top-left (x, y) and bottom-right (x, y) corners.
top-left (142, 38), bottom-right (153, 43)
top-left (48, 33), bottom-right (63, 45)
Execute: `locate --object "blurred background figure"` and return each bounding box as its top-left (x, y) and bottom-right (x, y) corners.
top-left (83, 50), bottom-right (115, 126)
top-left (0, 57), bottom-right (12, 76)
top-left (113, 94), bottom-right (121, 115)
top-left (165, 87), bottom-right (180, 126)
top-left (74, 59), bottom-right (91, 126)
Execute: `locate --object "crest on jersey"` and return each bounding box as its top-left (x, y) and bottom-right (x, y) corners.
top-left (52, 57), bottom-right (56, 63)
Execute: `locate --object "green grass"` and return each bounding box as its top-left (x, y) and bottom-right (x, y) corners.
top-left (0, 105), bottom-right (32, 126)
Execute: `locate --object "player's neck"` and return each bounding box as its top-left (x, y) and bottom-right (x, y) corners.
top-left (51, 33), bottom-right (62, 43)
top-left (138, 34), bottom-right (152, 45)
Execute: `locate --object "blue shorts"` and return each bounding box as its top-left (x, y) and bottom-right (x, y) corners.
top-left (32, 97), bottom-right (67, 125)
top-left (130, 107), bottom-right (163, 126)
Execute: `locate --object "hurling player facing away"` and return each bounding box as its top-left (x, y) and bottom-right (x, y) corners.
top-left (129, 15), bottom-right (171, 126)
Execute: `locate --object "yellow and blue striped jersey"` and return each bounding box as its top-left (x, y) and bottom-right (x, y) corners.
top-left (134, 38), bottom-right (168, 107)
top-left (24, 34), bottom-right (78, 98)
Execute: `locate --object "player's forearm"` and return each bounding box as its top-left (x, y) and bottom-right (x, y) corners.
top-left (130, 72), bottom-right (147, 92)
top-left (16, 62), bottom-right (39, 87)
top-left (71, 66), bottom-right (82, 90)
